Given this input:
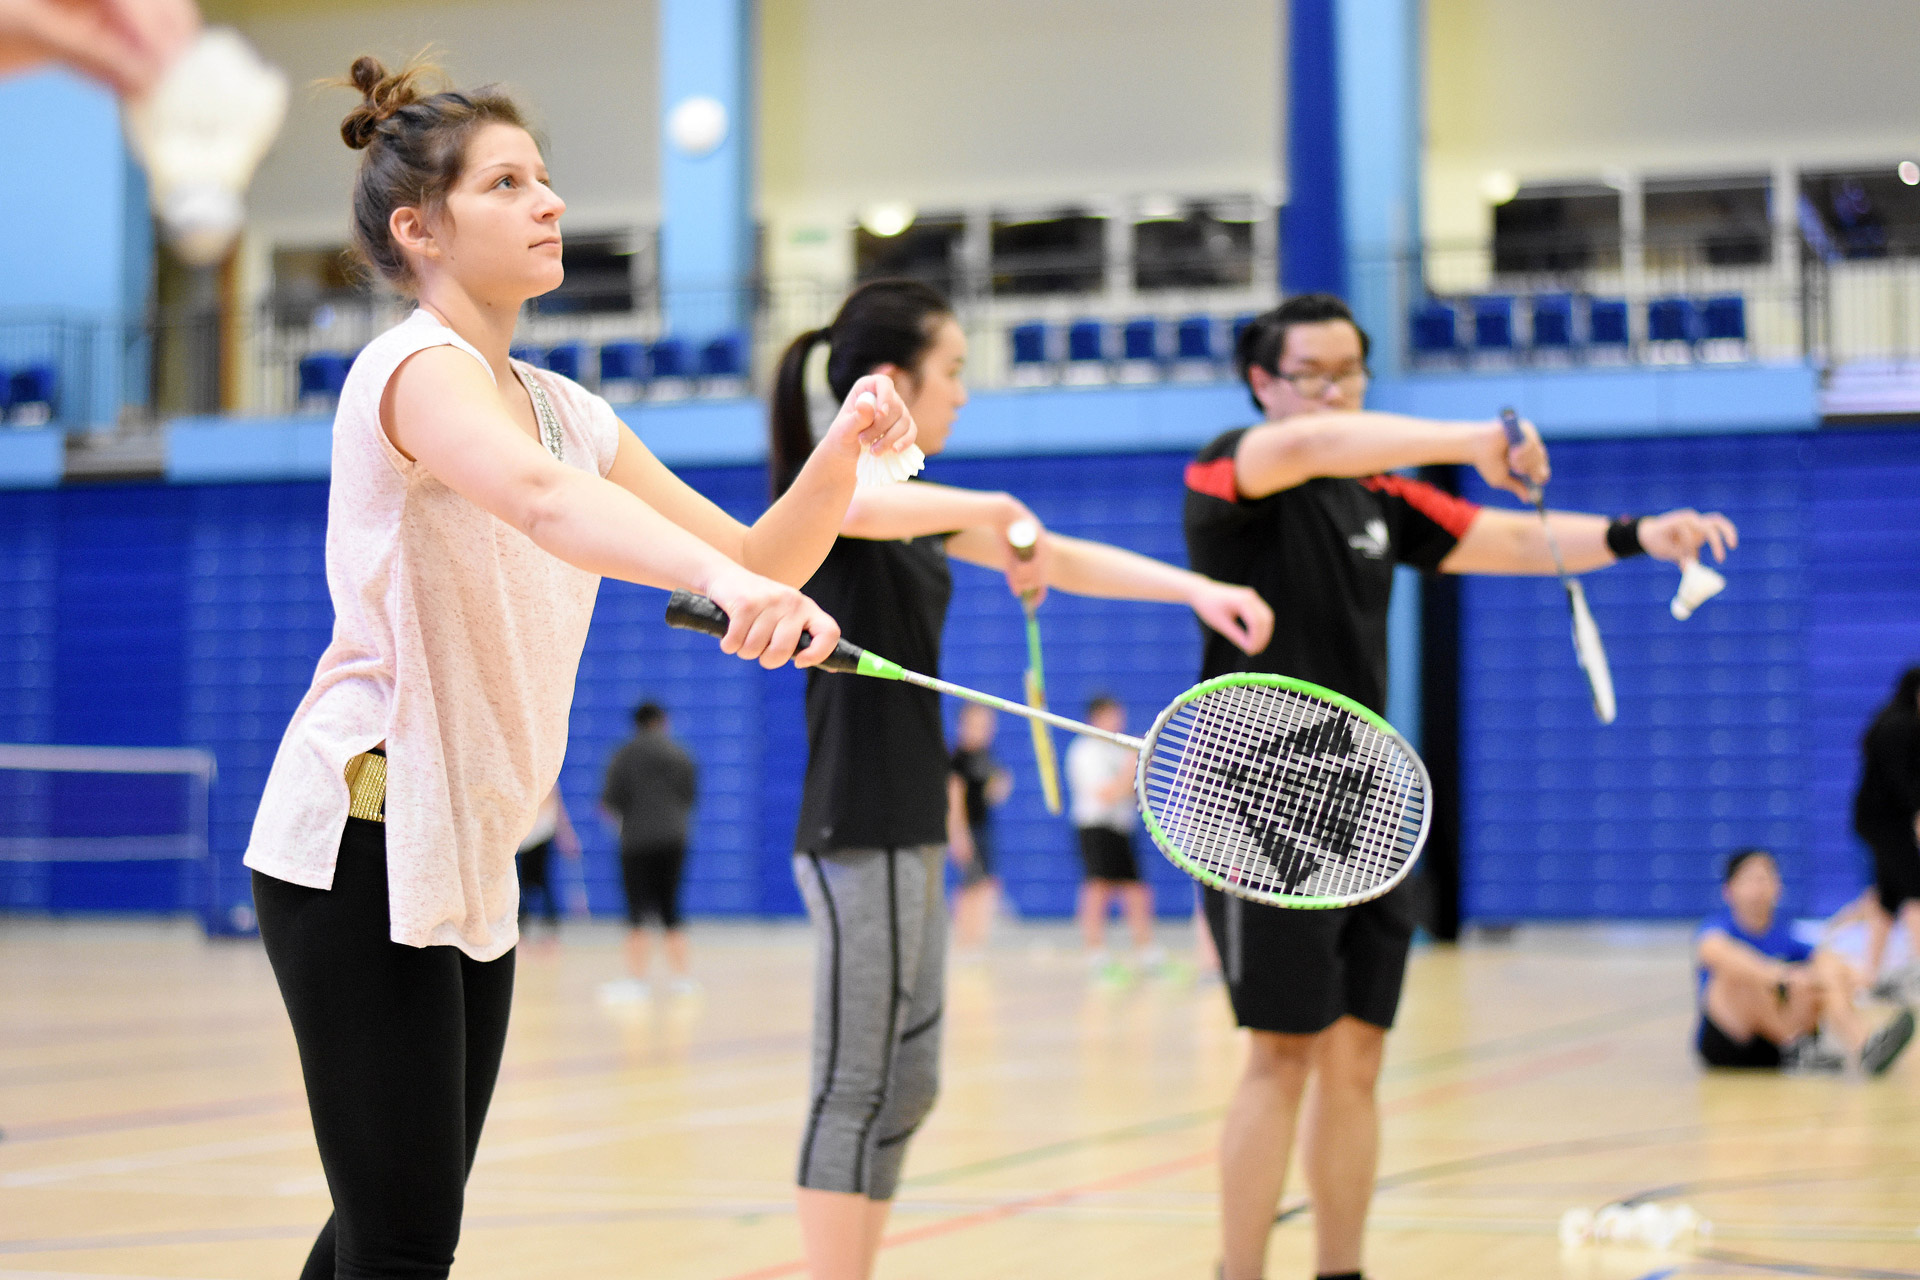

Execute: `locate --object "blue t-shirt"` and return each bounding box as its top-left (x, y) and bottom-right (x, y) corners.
top-left (1695, 906), bottom-right (1813, 1002)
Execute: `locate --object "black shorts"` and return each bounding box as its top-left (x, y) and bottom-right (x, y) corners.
top-left (1696, 1016), bottom-right (1783, 1069)
top-left (620, 842), bottom-right (686, 928)
top-left (1201, 883), bottom-right (1417, 1034)
top-left (1867, 837), bottom-right (1920, 914)
top-left (1077, 827), bottom-right (1140, 883)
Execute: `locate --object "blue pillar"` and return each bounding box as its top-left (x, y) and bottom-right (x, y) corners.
top-left (1281, 0), bottom-right (1347, 297)
top-left (659, 0), bottom-right (755, 343)
top-left (0, 70), bottom-right (149, 430)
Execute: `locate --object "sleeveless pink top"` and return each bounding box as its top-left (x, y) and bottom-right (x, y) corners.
top-left (245, 311), bottom-right (620, 959)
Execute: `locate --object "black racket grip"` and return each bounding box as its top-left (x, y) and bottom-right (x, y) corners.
top-left (1499, 406), bottom-right (1524, 447)
top-left (664, 590), bottom-right (864, 675)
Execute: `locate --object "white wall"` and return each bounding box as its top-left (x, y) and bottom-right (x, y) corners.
top-left (1426, 0), bottom-right (1920, 245)
top-left (219, 0), bottom-right (659, 249)
top-left (759, 0), bottom-right (1283, 281)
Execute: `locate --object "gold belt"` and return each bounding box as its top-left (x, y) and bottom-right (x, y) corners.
top-left (344, 751), bottom-right (388, 822)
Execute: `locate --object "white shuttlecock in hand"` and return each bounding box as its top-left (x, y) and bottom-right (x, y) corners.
top-left (1670, 556), bottom-right (1727, 621)
top-left (124, 28), bottom-right (289, 267)
top-left (850, 393), bottom-right (925, 489)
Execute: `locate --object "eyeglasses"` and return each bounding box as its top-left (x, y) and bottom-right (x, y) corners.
top-left (1277, 368), bottom-right (1369, 398)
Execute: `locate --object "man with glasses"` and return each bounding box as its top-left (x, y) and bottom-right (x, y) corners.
top-left (1183, 292), bottom-right (1736, 1280)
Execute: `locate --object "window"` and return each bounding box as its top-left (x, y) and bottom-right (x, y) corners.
top-left (1492, 184), bottom-right (1622, 275)
top-left (1800, 168), bottom-right (1920, 259)
top-left (269, 246), bottom-right (366, 328)
top-left (1134, 199), bottom-right (1258, 291)
top-left (854, 213), bottom-right (966, 293)
top-left (530, 233), bottom-right (636, 315)
top-left (1644, 175), bottom-right (1771, 268)
top-left (991, 211), bottom-right (1105, 296)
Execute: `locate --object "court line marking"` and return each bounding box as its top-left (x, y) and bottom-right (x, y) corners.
top-left (0, 1133), bottom-right (308, 1188)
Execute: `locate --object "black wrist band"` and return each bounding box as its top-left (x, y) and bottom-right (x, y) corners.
top-left (1605, 516), bottom-right (1645, 560)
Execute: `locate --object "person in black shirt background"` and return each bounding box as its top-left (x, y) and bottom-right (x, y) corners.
top-left (1855, 666), bottom-right (1920, 984)
top-left (1186, 293), bottom-right (1739, 1280)
top-left (769, 280), bottom-right (1273, 1280)
top-left (946, 704), bottom-right (1012, 956)
top-left (599, 701), bottom-right (699, 1000)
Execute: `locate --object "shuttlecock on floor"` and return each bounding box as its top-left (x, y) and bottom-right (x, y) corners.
top-left (1670, 556), bottom-right (1727, 621)
top-left (124, 28), bottom-right (289, 267)
top-left (1559, 1201), bottom-right (1709, 1251)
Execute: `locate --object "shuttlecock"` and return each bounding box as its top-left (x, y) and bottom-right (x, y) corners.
top-left (124, 28), bottom-right (288, 267)
top-left (1558, 1206), bottom-right (1594, 1248)
top-left (1670, 556), bottom-right (1727, 621)
top-left (851, 395), bottom-right (926, 489)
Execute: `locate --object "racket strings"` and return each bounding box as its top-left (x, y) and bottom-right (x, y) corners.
top-left (1142, 684), bottom-right (1426, 904)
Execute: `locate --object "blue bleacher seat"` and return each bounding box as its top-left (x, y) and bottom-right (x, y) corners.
top-left (1174, 315), bottom-right (1215, 361)
top-left (0, 367), bottom-right (12, 417)
top-left (1647, 297), bottom-right (1699, 344)
top-left (508, 345), bottom-right (544, 368)
top-left (1588, 298), bottom-right (1631, 346)
top-left (7, 363), bottom-right (55, 422)
top-left (648, 337), bottom-right (688, 380)
top-left (1066, 320), bottom-right (1105, 363)
top-left (698, 333), bottom-right (747, 380)
top-left (296, 352), bottom-right (352, 406)
top-left (1009, 322), bottom-right (1049, 367)
top-left (1702, 295), bottom-right (1747, 342)
top-left (1531, 293), bottom-right (1575, 348)
top-left (598, 340), bottom-right (648, 385)
top-left (1472, 295), bottom-right (1515, 350)
top-left (1121, 318), bottom-right (1159, 362)
top-left (1230, 313), bottom-right (1257, 351)
top-left (543, 342), bottom-right (583, 381)
top-left (1409, 301), bottom-right (1458, 357)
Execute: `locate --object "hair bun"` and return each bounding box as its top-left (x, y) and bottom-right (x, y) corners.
top-left (338, 54), bottom-right (437, 150)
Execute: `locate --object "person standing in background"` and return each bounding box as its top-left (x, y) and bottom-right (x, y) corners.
top-left (516, 784), bottom-right (581, 946)
top-left (947, 704), bottom-right (1012, 955)
top-left (1065, 695), bottom-right (1162, 981)
top-left (1855, 667), bottom-right (1920, 986)
top-left (599, 702), bottom-right (699, 1001)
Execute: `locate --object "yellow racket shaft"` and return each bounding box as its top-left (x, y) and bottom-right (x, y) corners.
top-left (1023, 604), bottom-right (1064, 814)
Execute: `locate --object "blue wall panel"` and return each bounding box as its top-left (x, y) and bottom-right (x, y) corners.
top-left (1459, 428), bottom-right (1920, 922)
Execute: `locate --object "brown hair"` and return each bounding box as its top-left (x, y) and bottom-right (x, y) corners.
top-left (334, 54), bottom-right (531, 288)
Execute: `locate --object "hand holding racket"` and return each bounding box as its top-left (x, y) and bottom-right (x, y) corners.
top-left (666, 591), bottom-right (1430, 908)
top-left (1501, 407), bottom-right (1617, 724)
top-left (1006, 518), bottom-right (1064, 815)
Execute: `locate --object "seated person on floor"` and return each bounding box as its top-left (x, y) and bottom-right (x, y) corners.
top-left (1695, 848), bottom-right (1913, 1074)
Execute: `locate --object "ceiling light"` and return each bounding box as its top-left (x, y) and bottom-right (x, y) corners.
top-left (859, 202), bottom-right (916, 238)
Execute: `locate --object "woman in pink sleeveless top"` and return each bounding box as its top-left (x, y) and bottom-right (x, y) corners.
top-left (244, 57), bottom-right (914, 1280)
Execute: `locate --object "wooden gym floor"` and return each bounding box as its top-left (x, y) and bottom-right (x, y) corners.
top-left (2, 917), bottom-right (1917, 1279)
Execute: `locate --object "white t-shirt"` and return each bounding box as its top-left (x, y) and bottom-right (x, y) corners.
top-left (1065, 735), bottom-right (1138, 832)
top-left (245, 311), bottom-right (620, 960)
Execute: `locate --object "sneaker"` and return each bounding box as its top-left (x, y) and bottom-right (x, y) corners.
top-left (597, 978), bottom-right (651, 1004)
top-left (1861, 1007), bottom-right (1916, 1076)
top-left (1780, 1036), bottom-right (1845, 1072)
top-left (1870, 962), bottom-right (1920, 1003)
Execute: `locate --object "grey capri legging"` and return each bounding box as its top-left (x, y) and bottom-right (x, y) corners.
top-left (793, 845), bottom-right (946, 1200)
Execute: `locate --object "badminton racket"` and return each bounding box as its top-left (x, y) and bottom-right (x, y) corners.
top-left (665, 591), bottom-right (1430, 908)
top-left (1005, 518), bottom-right (1063, 815)
top-left (1502, 408), bottom-right (1617, 724)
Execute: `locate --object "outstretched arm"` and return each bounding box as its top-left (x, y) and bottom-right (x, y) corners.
top-left (948, 529), bottom-right (1274, 655)
top-left (1440, 507), bottom-right (1738, 576)
top-left (385, 346), bottom-right (846, 668)
top-left (1235, 412), bottom-right (1548, 500)
top-left (605, 373), bottom-right (915, 587)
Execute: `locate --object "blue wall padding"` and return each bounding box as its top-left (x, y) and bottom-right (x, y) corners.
top-left (3, 428), bottom-right (1916, 923)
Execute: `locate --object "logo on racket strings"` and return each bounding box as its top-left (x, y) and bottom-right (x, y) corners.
top-left (1210, 712), bottom-right (1377, 892)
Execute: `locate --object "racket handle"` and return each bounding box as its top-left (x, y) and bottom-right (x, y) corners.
top-left (1007, 517), bottom-right (1040, 562)
top-left (664, 590), bottom-right (865, 675)
top-left (1499, 406), bottom-right (1524, 447)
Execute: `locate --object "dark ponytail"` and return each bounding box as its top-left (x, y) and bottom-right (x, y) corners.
top-left (767, 279), bottom-right (953, 496)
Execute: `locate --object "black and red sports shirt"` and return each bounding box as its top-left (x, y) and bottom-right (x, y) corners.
top-left (1183, 425), bottom-right (1481, 714)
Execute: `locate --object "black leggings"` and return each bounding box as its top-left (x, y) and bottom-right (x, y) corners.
top-left (253, 819), bottom-right (515, 1279)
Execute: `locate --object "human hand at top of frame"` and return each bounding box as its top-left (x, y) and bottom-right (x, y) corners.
top-left (1638, 508), bottom-right (1738, 565)
top-left (0, 0), bottom-right (198, 97)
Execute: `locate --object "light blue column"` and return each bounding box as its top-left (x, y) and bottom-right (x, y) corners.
top-left (659, 0), bottom-right (755, 342)
top-left (1335, 0), bottom-right (1426, 743)
top-left (0, 70), bottom-right (148, 430)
